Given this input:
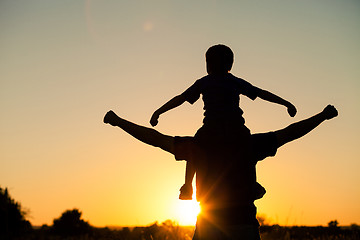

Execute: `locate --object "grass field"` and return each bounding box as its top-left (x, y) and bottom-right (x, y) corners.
top-left (13, 221), bottom-right (360, 240)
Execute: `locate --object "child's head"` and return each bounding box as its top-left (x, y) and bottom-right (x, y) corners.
top-left (206, 44), bottom-right (234, 74)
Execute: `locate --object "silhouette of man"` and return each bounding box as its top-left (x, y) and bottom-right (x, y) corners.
top-left (104, 105), bottom-right (338, 239)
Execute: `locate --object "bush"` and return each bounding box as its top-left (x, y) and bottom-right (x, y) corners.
top-left (51, 208), bottom-right (92, 237)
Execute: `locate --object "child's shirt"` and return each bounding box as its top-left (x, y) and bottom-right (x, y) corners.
top-left (181, 73), bottom-right (259, 123)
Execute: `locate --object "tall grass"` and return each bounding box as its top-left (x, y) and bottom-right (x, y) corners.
top-left (17, 221), bottom-right (359, 240)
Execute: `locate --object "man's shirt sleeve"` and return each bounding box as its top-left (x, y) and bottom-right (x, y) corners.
top-left (250, 132), bottom-right (278, 162)
top-left (173, 136), bottom-right (195, 161)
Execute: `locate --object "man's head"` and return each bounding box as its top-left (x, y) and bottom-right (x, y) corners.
top-left (205, 44), bottom-right (234, 74)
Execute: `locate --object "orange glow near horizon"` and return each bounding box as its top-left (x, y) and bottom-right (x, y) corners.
top-left (1, 0), bottom-right (359, 228)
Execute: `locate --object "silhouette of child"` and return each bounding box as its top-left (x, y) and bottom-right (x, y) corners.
top-left (150, 44), bottom-right (297, 200)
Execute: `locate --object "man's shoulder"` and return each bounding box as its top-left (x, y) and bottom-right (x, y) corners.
top-left (196, 75), bottom-right (211, 82)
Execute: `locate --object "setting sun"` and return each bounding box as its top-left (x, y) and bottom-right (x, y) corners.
top-left (174, 188), bottom-right (201, 226)
top-left (175, 199), bottom-right (201, 226)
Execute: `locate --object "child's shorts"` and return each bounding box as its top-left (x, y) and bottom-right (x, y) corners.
top-left (194, 122), bottom-right (251, 148)
top-left (174, 131), bottom-right (278, 163)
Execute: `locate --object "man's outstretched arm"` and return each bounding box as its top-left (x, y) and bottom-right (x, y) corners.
top-left (275, 105), bottom-right (338, 148)
top-left (105, 111), bottom-right (175, 154)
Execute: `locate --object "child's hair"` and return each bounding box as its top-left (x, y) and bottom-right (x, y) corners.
top-left (206, 44), bottom-right (234, 73)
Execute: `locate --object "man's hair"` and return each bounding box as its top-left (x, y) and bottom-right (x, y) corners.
top-left (206, 44), bottom-right (234, 73)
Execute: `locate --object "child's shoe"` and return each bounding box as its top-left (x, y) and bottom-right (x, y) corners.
top-left (179, 184), bottom-right (193, 200)
top-left (252, 182), bottom-right (266, 200)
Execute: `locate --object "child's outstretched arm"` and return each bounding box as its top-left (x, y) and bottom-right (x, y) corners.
top-left (150, 95), bottom-right (186, 126)
top-left (256, 88), bottom-right (297, 117)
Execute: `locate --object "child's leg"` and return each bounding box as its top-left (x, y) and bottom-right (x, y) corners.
top-left (275, 105), bottom-right (338, 148)
top-left (185, 161), bottom-right (195, 186)
top-left (179, 161), bottom-right (195, 200)
top-left (104, 110), bottom-right (175, 154)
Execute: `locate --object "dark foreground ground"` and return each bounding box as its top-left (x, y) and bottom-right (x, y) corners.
top-left (8, 221), bottom-right (360, 240)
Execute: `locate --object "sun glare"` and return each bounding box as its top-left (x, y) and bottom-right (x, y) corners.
top-left (143, 21), bottom-right (154, 32)
top-left (175, 189), bottom-right (201, 226)
top-left (176, 199), bottom-right (201, 226)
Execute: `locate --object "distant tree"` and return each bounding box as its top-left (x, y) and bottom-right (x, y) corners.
top-left (257, 214), bottom-right (271, 226)
top-left (350, 223), bottom-right (359, 230)
top-left (328, 219), bottom-right (341, 235)
top-left (0, 187), bottom-right (32, 238)
top-left (328, 220), bottom-right (339, 228)
top-left (51, 208), bottom-right (92, 236)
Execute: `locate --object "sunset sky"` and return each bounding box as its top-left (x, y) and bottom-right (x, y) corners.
top-left (1, 0), bottom-right (359, 227)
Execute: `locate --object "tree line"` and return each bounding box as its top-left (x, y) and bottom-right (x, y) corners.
top-left (1, 186), bottom-right (359, 240)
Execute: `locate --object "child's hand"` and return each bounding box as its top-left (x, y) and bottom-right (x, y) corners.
top-left (287, 104), bottom-right (297, 117)
top-left (150, 112), bottom-right (159, 126)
